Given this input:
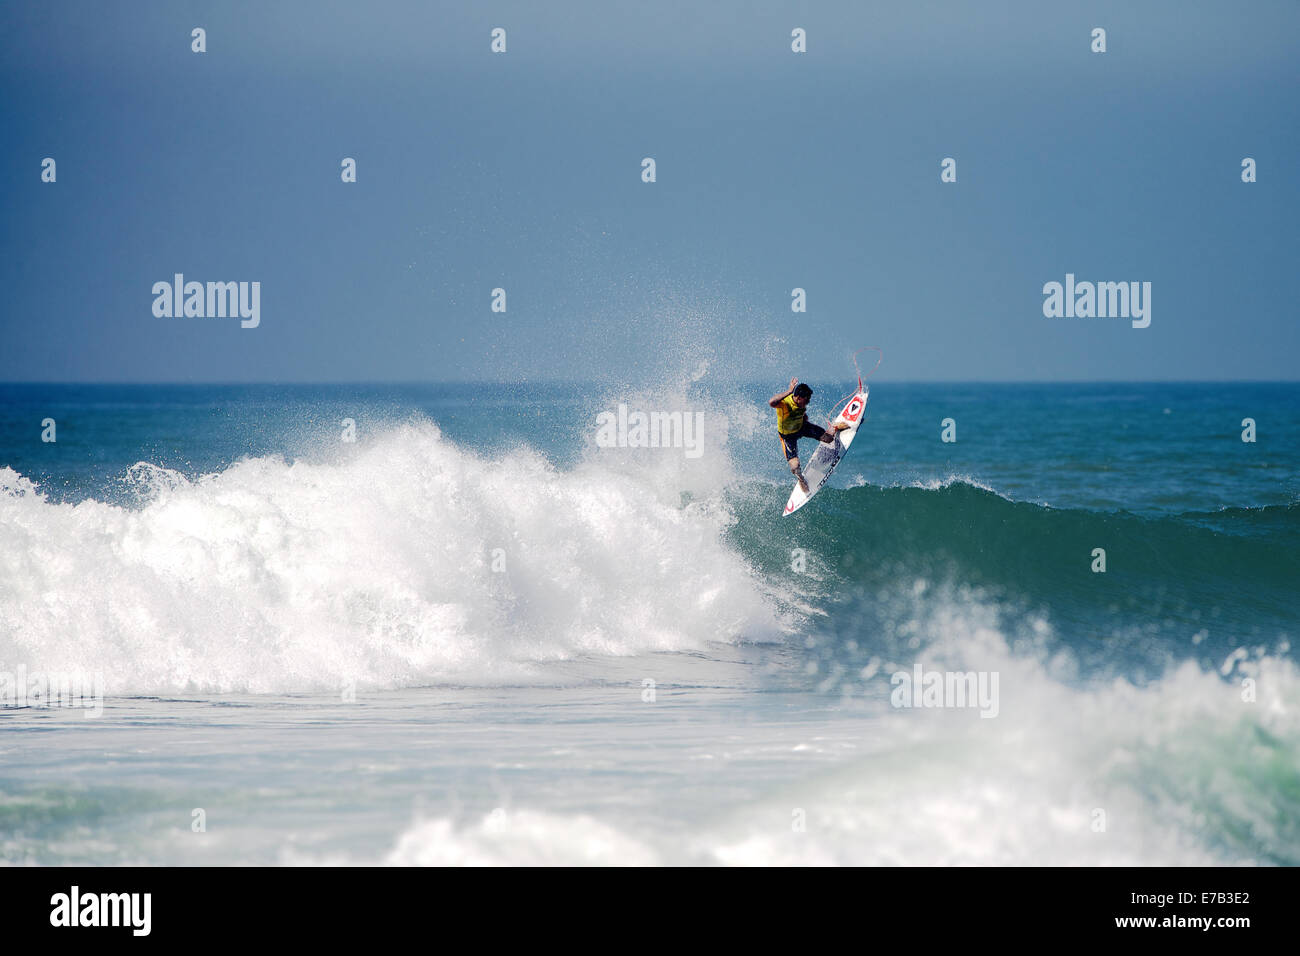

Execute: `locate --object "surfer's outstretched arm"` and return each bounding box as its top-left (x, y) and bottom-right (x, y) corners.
top-left (769, 377), bottom-right (798, 408)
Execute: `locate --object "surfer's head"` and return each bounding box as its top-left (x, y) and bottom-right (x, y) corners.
top-left (792, 383), bottom-right (812, 407)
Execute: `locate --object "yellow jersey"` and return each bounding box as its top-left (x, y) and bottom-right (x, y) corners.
top-left (775, 395), bottom-right (807, 435)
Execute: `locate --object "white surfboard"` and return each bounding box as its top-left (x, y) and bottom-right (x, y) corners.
top-left (782, 386), bottom-right (869, 516)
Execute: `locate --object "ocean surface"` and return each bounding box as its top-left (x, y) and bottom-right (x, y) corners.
top-left (1, 380), bottom-right (1297, 865)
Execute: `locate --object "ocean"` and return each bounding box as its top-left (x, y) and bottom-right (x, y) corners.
top-left (1, 380), bottom-right (1296, 865)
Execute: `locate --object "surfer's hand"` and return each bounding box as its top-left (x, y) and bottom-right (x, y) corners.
top-left (789, 377), bottom-right (798, 391)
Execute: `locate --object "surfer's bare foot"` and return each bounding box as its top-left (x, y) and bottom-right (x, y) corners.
top-left (797, 474), bottom-right (809, 494)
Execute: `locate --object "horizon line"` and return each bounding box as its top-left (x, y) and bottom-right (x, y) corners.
top-left (2, 379), bottom-right (1298, 388)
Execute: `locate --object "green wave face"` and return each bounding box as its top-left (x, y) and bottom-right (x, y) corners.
top-left (731, 480), bottom-right (1298, 680)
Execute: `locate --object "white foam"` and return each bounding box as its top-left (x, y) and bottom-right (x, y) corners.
top-left (278, 582), bottom-right (1300, 867)
top-left (349, 641), bottom-right (1297, 865)
top-left (381, 811), bottom-right (660, 866)
top-left (839, 473), bottom-right (1006, 498)
top-left (906, 474), bottom-right (1002, 496)
top-left (0, 420), bottom-right (785, 695)
top-left (701, 599), bottom-right (1300, 866)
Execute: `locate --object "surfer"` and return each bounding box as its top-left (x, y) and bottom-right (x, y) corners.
top-left (770, 377), bottom-right (849, 493)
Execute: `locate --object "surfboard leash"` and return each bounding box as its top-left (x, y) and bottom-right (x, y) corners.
top-left (824, 346), bottom-right (883, 427)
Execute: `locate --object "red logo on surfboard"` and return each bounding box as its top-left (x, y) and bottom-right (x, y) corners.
top-left (840, 395), bottom-right (864, 423)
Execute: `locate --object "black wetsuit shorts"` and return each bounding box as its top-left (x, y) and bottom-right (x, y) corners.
top-left (779, 422), bottom-right (828, 460)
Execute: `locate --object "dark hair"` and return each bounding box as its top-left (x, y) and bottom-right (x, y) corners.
top-left (793, 383), bottom-right (812, 399)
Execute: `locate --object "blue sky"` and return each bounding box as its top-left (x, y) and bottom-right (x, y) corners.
top-left (2, 0), bottom-right (1296, 383)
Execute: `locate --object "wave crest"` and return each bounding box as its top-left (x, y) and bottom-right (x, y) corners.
top-left (0, 422), bottom-right (783, 694)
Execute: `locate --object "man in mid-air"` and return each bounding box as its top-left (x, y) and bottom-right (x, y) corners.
top-left (770, 377), bottom-right (848, 493)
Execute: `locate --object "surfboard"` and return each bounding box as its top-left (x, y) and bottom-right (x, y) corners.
top-left (781, 386), bottom-right (869, 516)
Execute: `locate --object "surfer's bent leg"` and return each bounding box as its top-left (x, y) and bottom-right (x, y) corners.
top-left (780, 433), bottom-right (810, 492)
top-left (803, 423), bottom-right (834, 444)
top-left (780, 432), bottom-right (800, 468)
